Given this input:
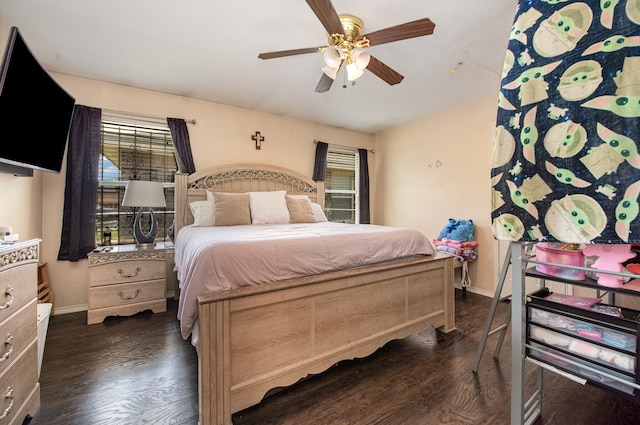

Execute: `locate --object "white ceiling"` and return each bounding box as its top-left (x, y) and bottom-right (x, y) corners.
top-left (0, 0), bottom-right (517, 133)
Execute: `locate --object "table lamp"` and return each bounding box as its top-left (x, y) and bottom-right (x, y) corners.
top-left (122, 180), bottom-right (166, 247)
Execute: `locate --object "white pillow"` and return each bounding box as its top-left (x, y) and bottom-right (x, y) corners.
top-left (189, 200), bottom-right (214, 226)
top-left (249, 190), bottom-right (290, 224)
top-left (310, 202), bottom-right (328, 222)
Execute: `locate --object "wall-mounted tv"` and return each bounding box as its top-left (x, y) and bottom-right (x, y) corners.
top-left (0, 26), bottom-right (75, 175)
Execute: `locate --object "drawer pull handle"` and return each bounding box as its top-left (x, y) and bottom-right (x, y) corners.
top-left (117, 267), bottom-right (141, 278)
top-left (0, 387), bottom-right (13, 421)
top-left (0, 286), bottom-right (13, 311)
top-left (0, 335), bottom-right (13, 364)
top-left (117, 289), bottom-right (141, 300)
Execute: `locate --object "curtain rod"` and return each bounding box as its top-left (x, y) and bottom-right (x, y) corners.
top-left (101, 108), bottom-right (196, 125)
top-left (313, 139), bottom-right (375, 153)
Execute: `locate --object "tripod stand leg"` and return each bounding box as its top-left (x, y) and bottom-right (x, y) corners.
top-left (472, 248), bottom-right (512, 373)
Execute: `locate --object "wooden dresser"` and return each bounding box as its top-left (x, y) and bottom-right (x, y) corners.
top-left (0, 239), bottom-right (40, 425)
top-left (87, 243), bottom-right (168, 325)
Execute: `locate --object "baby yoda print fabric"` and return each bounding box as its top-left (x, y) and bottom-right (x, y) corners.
top-left (492, 0), bottom-right (640, 244)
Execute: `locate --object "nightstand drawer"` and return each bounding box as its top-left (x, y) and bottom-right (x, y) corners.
top-left (89, 259), bottom-right (164, 287)
top-left (0, 300), bottom-right (36, 377)
top-left (88, 279), bottom-right (165, 309)
top-left (0, 263), bottom-right (37, 324)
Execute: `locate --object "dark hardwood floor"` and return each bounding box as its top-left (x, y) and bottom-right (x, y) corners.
top-left (24, 290), bottom-right (640, 425)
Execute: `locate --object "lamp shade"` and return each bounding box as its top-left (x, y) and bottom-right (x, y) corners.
top-left (346, 48), bottom-right (370, 81)
top-left (350, 48), bottom-right (370, 70)
top-left (322, 64), bottom-right (340, 80)
top-left (122, 180), bottom-right (167, 208)
top-left (346, 63), bottom-right (365, 81)
top-left (323, 46), bottom-right (342, 68)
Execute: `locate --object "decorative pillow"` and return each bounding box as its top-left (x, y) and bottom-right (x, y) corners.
top-left (285, 195), bottom-right (317, 223)
top-left (310, 202), bottom-right (328, 222)
top-left (249, 190), bottom-right (290, 224)
top-left (189, 200), bottom-right (214, 227)
top-left (212, 192), bottom-right (251, 226)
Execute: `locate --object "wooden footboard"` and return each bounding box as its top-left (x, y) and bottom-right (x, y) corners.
top-left (196, 254), bottom-right (455, 425)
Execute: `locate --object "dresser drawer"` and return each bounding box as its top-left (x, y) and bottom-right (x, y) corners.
top-left (88, 279), bottom-right (165, 309)
top-left (89, 259), bottom-right (164, 287)
top-left (0, 342), bottom-right (38, 425)
top-left (0, 263), bottom-right (37, 325)
top-left (0, 300), bottom-right (36, 377)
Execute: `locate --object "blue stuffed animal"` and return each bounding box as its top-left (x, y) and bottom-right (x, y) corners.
top-left (449, 219), bottom-right (475, 242)
top-left (438, 218), bottom-right (459, 239)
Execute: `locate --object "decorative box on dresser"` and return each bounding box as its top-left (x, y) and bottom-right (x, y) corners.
top-left (87, 243), bottom-right (168, 325)
top-left (0, 239), bottom-right (40, 425)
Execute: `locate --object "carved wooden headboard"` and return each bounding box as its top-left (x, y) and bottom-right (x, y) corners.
top-left (174, 163), bottom-right (324, 236)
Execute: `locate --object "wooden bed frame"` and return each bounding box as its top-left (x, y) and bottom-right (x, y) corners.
top-left (174, 163), bottom-right (456, 425)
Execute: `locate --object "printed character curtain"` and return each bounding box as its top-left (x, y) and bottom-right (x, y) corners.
top-left (492, 0), bottom-right (640, 244)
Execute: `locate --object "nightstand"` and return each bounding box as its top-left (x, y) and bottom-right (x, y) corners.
top-left (87, 243), bottom-right (168, 325)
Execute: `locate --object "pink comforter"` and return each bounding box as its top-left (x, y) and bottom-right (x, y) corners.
top-left (174, 222), bottom-right (434, 340)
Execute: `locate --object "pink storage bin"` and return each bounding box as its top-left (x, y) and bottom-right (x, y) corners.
top-left (535, 243), bottom-right (585, 281)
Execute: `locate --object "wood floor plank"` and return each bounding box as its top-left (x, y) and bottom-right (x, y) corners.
top-left (22, 291), bottom-right (640, 425)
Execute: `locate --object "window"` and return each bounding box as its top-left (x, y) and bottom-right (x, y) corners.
top-left (324, 148), bottom-right (359, 223)
top-left (96, 117), bottom-right (177, 246)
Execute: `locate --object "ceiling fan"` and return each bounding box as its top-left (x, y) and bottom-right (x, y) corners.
top-left (258, 0), bottom-right (436, 93)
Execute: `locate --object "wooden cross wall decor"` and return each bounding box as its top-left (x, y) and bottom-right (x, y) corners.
top-left (252, 131), bottom-right (265, 150)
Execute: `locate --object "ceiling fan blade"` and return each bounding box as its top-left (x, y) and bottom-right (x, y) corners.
top-left (366, 56), bottom-right (404, 85)
top-left (258, 47), bottom-right (324, 60)
top-left (315, 73), bottom-right (335, 93)
top-left (305, 0), bottom-right (344, 35)
top-left (358, 18), bottom-right (435, 46)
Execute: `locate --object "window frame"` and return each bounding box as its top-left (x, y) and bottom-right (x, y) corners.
top-left (324, 147), bottom-right (360, 224)
top-left (96, 116), bottom-right (177, 246)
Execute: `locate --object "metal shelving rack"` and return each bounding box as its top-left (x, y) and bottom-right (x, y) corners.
top-left (510, 242), bottom-right (640, 425)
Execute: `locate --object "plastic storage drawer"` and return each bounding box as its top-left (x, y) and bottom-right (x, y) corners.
top-left (526, 288), bottom-right (640, 403)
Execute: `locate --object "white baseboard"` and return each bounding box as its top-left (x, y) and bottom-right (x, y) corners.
top-left (50, 292), bottom-right (176, 316)
top-left (51, 304), bottom-right (87, 316)
top-left (455, 284), bottom-right (494, 298)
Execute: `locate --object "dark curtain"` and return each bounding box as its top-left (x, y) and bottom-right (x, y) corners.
top-left (358, 148), bottom-right (370, 224)
top-left (58, 105), bottom-right (101, 261)
top-left (167, 118), bottom-right (195, 174)
top-left (312, 141), bottom-right (328, 182)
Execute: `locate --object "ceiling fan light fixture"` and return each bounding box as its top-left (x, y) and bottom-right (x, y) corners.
top-left (346, 62), bottom-right (365, 81)
top-left (323, 46), bottom-right (342, 68)
top-left (345, 48), bottom-right (370, 81)
top-left (350, 48), bottom-right (370, 69)
top-left (322, 64), bottom-right (340, 80)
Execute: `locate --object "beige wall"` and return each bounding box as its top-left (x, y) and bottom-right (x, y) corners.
top-left (374, 96), bottom-right (497, 296)
top-left (38, 73), bottom-right (377, 313)
top-left (0, 172), bottom-right (42, 241)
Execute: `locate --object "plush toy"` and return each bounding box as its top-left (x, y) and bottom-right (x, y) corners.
top-left (582, 244), bottom-right (635, 287)
top-left (438, 218), bottom-right (458, 239)
top-left (449, 219), bottom-right (475, 242)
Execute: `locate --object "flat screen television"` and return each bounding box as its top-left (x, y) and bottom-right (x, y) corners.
top-left (0, 26), bottom-right (75, 175)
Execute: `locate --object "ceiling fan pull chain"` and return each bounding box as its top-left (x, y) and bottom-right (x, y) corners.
top-left (342, 65), bottom-right (347, 88)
